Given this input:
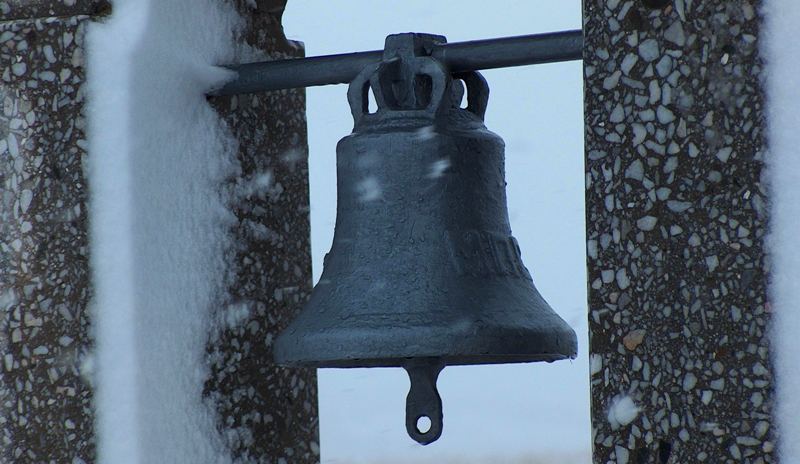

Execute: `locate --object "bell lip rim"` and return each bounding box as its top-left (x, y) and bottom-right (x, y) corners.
top-left (273, 321), bottom-right (579, 369)
top-left (273, 351), bottom-right (577, 369)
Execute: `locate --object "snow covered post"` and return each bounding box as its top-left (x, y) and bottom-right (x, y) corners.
top-left (584, 1), bottom-right (773, 463)
top-left (1, 1), bottom-right (109, 462)
top-left (2, 0), bottom-right (318, 462)
top-left (204, 0), bottom-right (320, 461)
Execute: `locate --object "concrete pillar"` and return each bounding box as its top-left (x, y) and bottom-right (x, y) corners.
top-left (1, 1), bottom-right (109, 21)
top-left (1, 0), bottom-right (318, 462)
top-left (1, 3), bottom-right (105, 462)
top-left (207, 0), bottom-right (319, 461)
top-left (584, 1), bottom-right (772, 463)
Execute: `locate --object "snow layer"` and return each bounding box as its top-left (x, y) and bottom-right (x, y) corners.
top-left (763, 2), bottom-right (800, 462)
top-left (607, 395), bottom-right (639, 430)
top-left (86, 1), bottom-right (242, 462)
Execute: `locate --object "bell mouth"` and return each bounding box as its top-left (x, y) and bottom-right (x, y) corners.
top-left (280, 353), bottom-right (574, 369)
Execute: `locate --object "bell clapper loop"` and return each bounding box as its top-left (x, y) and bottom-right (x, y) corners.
top-left (404, 358), bottom-right (445, 445)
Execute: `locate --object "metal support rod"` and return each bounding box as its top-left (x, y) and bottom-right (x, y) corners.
top-left (211, 29), bottom-right (583, 96)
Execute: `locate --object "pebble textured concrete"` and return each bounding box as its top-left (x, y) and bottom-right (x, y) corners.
top-left (2, 0), bottom-right (317, 462)
top-left (584, 1), bottom-right (773, 463)
top-left (0, 9), bottom-right (96, 463)
top-left (206, 1), bottom-right (319, 462)
top-left (1, 1), bottom-right (109, 21)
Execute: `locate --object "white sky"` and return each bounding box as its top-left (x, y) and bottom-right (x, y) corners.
top-left (283, 2), bottom-right (588, 462)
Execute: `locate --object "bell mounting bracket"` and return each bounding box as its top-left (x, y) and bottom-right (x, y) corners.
top-left (214, 28), bottom-right (584, 447)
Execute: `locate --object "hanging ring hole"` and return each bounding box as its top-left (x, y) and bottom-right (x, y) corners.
top-left (452, 79), bottom-right (467, 109)
top-left (416, 415), bottom-right (432, 434)
top-left (367, 86), bottom-right (378, 114)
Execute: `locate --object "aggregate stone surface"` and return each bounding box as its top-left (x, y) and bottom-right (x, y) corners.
top-left (205, 0), bottom-right (319, 462)
top-left (1, 0), bottom-right (318, 462)
top-left (583, 1), bottom-right (773, 463)
top-left (0, 14), bottom-right (95, 464)
top-left (1, 0), bottom-right (109, 22)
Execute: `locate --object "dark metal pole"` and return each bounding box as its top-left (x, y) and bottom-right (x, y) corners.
top-left (435, 29), bottom-right (583, 73)
top-left (211, 29), bottom-right (583, 96)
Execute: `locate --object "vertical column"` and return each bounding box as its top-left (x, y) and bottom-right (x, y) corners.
top-left (206, 0), bottom-right (319, 462)
top-left (1, 2), bottom-right (107, 462)
top-left (583, 1), bottom-right (772, 463)
top-left (2, 0), bottom-right (318, 462)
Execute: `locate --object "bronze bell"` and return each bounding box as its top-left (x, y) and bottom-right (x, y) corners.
top-left (274, 32), bottom-right (577, 445)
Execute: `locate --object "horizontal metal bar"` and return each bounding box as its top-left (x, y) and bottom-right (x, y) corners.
top-left (435, 29), bottom-right (583, 74)
top-left (210, 29), bottom-right (583, 96)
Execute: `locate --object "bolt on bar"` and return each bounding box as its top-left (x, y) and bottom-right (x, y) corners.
top-left (210, 29), bottom-right (583, 96)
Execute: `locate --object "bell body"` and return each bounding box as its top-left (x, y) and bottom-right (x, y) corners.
top-left (274, 56), bottom-right (577, 369)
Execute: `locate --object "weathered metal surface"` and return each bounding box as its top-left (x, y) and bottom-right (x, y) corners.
top-left (0, 14), bottom-right (95, 464)
top-left (212, 29), bottom-right (583, 96)
top-left (274, 33), bottom-right (577, 446)
top-left (584, 1), bottom-right (772, 463)
top-left (205, 0), bottom-right (319, 461)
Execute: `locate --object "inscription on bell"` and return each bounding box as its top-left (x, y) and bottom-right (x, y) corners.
top-left (446, 230), bottom-right (532, 279)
